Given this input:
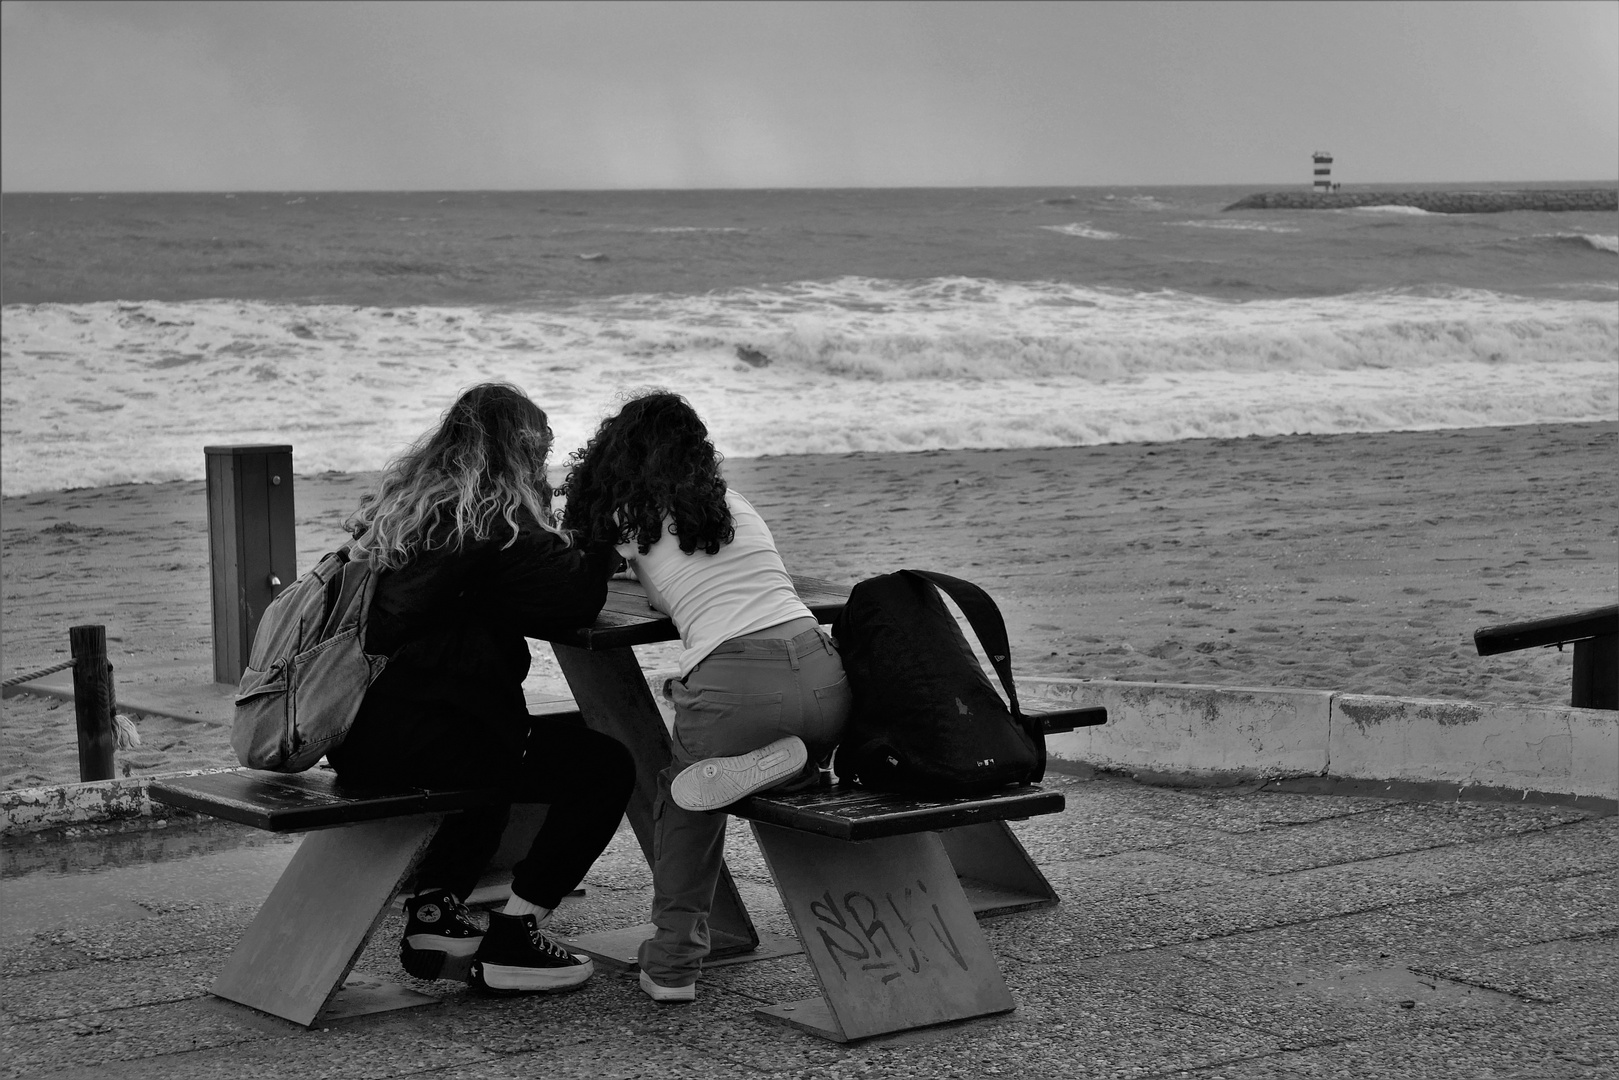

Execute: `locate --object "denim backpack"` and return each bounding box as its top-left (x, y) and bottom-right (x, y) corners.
top-left (231, 546), bottom-right (387, 772)
top-left (831, 570), bottom-right (1045, 797)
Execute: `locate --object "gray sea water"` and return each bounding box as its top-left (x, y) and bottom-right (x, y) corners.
top-left (2, 184), bottom-right (1615, 495)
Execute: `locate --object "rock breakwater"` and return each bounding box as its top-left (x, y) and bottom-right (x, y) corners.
top-left (1225, 189), bottom-right (1617, 213)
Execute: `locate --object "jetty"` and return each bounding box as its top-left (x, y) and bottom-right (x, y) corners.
top-left (1225, 188), bottom-right (1617, 213)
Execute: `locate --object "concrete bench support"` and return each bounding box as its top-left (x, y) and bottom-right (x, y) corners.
top-left (751, 824), bottom-right (1014, 1042)
top-left (732, 783), bottom-right (1064, 1042)
top-left (213, 814), bottom-right (444, 1027)
top-left (941, 820), bottom-right (1059, 917)
top-left (150, 769), bottom-right (514, 1027)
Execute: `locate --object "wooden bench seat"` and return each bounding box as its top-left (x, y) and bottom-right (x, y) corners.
top-left (732, 783), bottom-right (1065, 841)
top-left (732, 704), bottom-right (1101, 842)
top-left (147, 701), bottom-right (593, 1027)
top-left (150, 767), bottom-right (519, 1027)
top-left (150, 767), bottom-right (509, 832)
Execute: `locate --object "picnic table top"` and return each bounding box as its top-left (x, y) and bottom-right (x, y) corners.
top-left (544, 573), bottom-right (850, 650)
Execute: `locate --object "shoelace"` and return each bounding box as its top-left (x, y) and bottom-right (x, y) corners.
top-left (444, 895), bottom-right (476, 928)
top-left (523, 923), bottom-right (576, 962)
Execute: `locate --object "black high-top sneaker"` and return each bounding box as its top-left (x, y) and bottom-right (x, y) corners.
top-left (469, 911), bottom-right (594, 994)
top-left (400, 889), bottom-right (484, 981)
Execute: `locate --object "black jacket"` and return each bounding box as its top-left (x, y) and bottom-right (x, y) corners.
top-left (331, 510), bottom-right (611, 774)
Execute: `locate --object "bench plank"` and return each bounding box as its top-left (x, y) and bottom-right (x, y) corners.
top-left (1037, 705), bottom-right (1108, 733)
top-left (731, 785), bottom-right (1064, 842)
top-left (149, 769), bottom-right (508, 833)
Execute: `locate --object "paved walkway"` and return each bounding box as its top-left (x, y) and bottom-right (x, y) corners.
top-left (3, 770), bottom-right (1614, 1079)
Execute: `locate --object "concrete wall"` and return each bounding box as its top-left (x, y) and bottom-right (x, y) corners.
top-left (1331, 694), bottom-right (1618, 800)
top-left (1033, 679), bottom-right (1618, 802)
top-left (0, 770), bottom-right (229, 834)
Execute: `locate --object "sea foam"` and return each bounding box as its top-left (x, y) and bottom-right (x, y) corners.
top-left (1352, 205), bottom-right (1434, 215)
top-left (2, 278), bottom-right (1614, 495)
top-left (1041, 223), bottom-right (1126, 240)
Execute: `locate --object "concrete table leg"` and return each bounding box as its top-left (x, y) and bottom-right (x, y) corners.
top-left (551, 643), bottom-right (782, 966)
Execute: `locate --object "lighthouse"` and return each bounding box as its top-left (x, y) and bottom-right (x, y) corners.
top-left (1312, 151), bottom-right (1334, 192)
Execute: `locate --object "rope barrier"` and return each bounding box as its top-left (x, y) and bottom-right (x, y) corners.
top-left (1, 659), bottom-right (77, 689)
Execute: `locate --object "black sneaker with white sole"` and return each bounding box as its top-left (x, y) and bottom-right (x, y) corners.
top-left (469, 911), bottom-right (594, 994)
top-left (400, 889), bottom-right (484, 981)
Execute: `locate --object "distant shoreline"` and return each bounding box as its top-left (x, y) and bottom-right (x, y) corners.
top-left (1226, 189), bottom-right (1618, 213)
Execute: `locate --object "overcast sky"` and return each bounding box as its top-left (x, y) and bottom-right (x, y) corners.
top-left (3, 0), bottom-right (1615, 192)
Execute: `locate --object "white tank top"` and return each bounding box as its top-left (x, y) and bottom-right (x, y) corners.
top-left (617, 490), bottom-right (811, 676)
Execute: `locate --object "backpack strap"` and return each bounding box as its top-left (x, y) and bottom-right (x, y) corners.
top-left (898, 569), bottom-right (1022, 718)
top-left (319, 546), bottom-right (373, 640)
top-left (900, 569), bottom-right (1046, 781)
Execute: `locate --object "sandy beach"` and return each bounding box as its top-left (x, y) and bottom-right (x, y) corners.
top-left (3, 421), bottom-right (1614, 791)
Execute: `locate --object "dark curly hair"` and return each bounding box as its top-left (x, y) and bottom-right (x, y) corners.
top-left (562, 392), bottom-right (735, 556)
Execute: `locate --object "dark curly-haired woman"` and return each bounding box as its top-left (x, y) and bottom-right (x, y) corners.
top-left (564, 391), bottom-right (851, 1003)
top-left (331, 383), bottom-right (634, 996)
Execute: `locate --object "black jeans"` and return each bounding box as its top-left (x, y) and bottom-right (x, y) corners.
top-left (332, 712), bottom-right (635, 908)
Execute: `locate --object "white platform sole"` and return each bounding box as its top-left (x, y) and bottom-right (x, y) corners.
top-left (671, 735), bottom-right (809, 811)
top-left (471, 955), bottom-right (594, 993)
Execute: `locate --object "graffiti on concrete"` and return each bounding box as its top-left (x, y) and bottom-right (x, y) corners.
top-left (807, 879), bottom-right (969, 983)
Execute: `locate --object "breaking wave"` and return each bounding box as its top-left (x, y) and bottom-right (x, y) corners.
top-left (3, 277), bottom-right (1614, 494)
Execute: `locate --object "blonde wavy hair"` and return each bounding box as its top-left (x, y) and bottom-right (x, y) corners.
top-left (346, 383), bottom-right (567, 570)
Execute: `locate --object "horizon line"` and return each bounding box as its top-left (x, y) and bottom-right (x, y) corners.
top-left (4, 179), bottom-right (1618, 197)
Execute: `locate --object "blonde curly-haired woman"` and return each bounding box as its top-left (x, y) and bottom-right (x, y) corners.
top-left (331, 383), bottom-right (633, 995)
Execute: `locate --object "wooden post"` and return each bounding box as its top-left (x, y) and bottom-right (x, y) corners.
top-left (70, 625), bottom-right (116, 782)
top-left (206, 445), bottom-right (296, 685)
top-left (1572, 634), bottom-right (1618, 710)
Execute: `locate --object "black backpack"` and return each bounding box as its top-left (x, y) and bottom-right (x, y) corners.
top-left (831, 570), bottom-right (1045, 797)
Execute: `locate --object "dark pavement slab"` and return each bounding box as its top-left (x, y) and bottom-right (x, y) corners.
top-left (2, 771), bottom-right (1614, 1079)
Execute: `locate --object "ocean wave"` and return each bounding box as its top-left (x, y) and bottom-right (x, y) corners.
top-left (7, 280), bottom-right (1613, 384)
top-left (1099, 194), bottom-right (1175, 212)
top-left (1170, 219), bottom-right (1301, 233)
top-left (1041, 223), bottom-right (1126, 240)
top-left (1490, 232), bottom-right (1619, 258)
top-left (2, 279), bottom-right (1614, 494)
top-left (1351, 205), bottom-right (1433, 215)
top-left (635, 226), bottom-right (750, 234)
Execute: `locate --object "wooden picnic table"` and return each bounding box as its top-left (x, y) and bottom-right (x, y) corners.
top-left (152, 571), bottom-right (1089, 1032)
